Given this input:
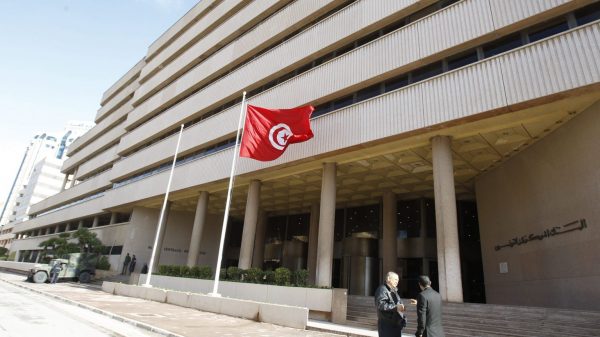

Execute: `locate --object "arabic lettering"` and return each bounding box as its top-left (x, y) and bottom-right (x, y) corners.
top-left (494, 219), bottom-right (587, 251)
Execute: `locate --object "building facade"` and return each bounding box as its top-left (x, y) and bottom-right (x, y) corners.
top-left (9, 0), bottom-right (600, 310)
top-left (0, 121), bottom-right (93, 249)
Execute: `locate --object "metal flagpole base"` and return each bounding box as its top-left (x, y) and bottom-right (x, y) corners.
top-left (141, 284), bottom-right (153, 288)
top-left (208, 292), bottom-right (221, 297)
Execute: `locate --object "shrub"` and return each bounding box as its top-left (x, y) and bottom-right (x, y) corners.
top-left (245, 268), bottom-right (264, 283)
top-left (263, 270), bottom-right (275, 284)
top-left (167, 265), bottom-right (181, 276)
top-left (274, 267), bottom-right (291, 286)
top-left (95, 256), bottom-right (111, 270)
top-left (227, 266), bottom-right (241, 281)
top-left (220, 268), bottom-right (227, 280)
top-left (158, 265), bottom-right (169, 275)
top-left (181, 266), bottom-right (192, 277)
top-left (197, 266), bottom-right (212, 279)
top-left (190, 266), bottom-right (201, 278)
top-left (293, 269), bottom-right (309, 287)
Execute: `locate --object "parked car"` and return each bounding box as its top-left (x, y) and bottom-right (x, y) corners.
top-left (27, 253), bottom-right (97, 283)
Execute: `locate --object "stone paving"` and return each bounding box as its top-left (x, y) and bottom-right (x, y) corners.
top-left (0, 272), bottom-right (342, 337)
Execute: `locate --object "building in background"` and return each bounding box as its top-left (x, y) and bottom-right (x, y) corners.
top-left (7, 0), bottom-right (600, 311)
top-left (0, 121), bottom-right (93, 249)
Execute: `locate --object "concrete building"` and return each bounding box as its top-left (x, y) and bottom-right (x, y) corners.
top-left (0, 121), bottom-right (93, 249)
top-left (9, 0), bottom-right (600, 310)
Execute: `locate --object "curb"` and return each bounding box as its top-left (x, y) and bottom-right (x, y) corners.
top-left (0, 277), bottom-right (185, 337)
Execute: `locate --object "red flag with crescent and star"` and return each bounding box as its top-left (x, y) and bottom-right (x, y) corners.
top-left (239, 104), bottom-right (314, 161)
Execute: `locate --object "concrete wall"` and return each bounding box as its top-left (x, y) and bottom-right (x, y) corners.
top-left (125, 207), bottom-right (224, 271)
top-left (475, 102), bottom-right (600, 310)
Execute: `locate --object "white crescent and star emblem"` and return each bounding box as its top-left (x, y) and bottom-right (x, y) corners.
top-left (268, 123), bottom-right (292, 150)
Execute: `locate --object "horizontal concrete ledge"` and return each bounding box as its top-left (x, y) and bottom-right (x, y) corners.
top-left (102, 281), bottom-right (308, 329)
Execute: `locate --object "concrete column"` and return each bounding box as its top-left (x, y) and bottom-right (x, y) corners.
top-left (92, 216), bottom-right (99, 228)
top-left (382, 191), bottom-right (397, 276)
top-left (252, 210), bottom-right (267, 268)
top-left (154, 201), bottom-right (172, 271)
top-left (60, 174), bottom-right (68, 191)
top-left (65, 222), bottom-right (71, 232)
top-left (109, 212), bottom-right (117, 225)
top-left (69, 168), bottom-right (78, 188)
top-left (55, 224), bottom-right (61, 233)
top-left (239, 180), bottom-right (261, 269)
top-left (307, 203), bottom-right (320, 285)
top-left (187, 191), bottom-right (209, 267)
top-left (78, 220), bottom-right (83, 229)
top-left (431, 135), bottom-right (463, 302)
top-left (316, 162), bottom-right (336, 287)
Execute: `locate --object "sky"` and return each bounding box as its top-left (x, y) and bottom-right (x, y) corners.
top-left (0, 0), bottom-right (199, 214)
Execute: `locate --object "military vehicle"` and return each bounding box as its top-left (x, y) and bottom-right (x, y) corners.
top-left (27, 253), bottom-right (97, 283)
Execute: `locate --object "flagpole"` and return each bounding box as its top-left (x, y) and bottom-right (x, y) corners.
top-left (210, 91), bottom-right (247, 296)
top-left (143, 124), bottom-right (185, 288)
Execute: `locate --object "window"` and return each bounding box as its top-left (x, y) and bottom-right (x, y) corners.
top-left (345, 204), bottom-right (379, 238)
top-left (384, 75), bottom-right (409, 92)
top-left (334, 209), bottom-right (345, 242)
top-left (447, 50), bottom-right (479, 71)
top-left (397, 199), bottom-right (421, 238)
top-left (483, 34), bottom-right (522, 58)
top-left (356, 84), bottom-right (382, 101)
top-left (411, 62), bottom-right (443, 83)
top-left (528, 19), bottom-right (569, 43)
top-left (285, 213), bottom-right (309, 241)
top-left (332, 95), bottom-right (354, 110)
top-left (266, 216), bottom-right (286, 244)
top-left (575, 1), bottom-right (600, 25)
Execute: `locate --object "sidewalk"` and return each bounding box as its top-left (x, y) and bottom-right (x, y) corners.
top-left (0, 272), bottom-right (342, 337)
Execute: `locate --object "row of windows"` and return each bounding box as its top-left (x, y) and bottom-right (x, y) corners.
top-left (122, 0), bottom-right (450, 158)
top-left (16, 212), bottom-right (131, 238)
top-left (113, 1), bottom-right (600, 189)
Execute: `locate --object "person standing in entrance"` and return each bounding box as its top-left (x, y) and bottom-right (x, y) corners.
top-left (49, 261), bottom-right (62, 284)
top-left (128, 254), bottom-right (137, 275)
top-left (375, 271), bottom-right (406, 336)
top-left (415, 275), bottom-right (444, 337)
top-left (121, 253), bottom-right (131, 275)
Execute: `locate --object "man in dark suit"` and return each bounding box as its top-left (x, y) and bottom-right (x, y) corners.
top-left (415, 275), bottom-right (444, 337)
top-left (375, 271), bottom-right (406, 337)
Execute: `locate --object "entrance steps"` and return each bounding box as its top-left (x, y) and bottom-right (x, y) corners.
top-left (342, 295), bottom-right (600, 337)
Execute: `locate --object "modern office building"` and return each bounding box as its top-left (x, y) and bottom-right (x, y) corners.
top-left (9, 0), bottom-right (600, 310)
top-left (0, 121), bottom-right (93, 249)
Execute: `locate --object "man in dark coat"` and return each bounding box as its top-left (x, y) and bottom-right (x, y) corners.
top-left (375, 271), bottom-right (406, 336)
top-left (415, 275), bottom-right (444, 337)
top-left (121, 253), bottom-right (131, 275)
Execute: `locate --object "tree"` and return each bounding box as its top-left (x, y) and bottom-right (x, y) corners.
top-left (0, 247), bottom-right (8, 256)
top-left (38, 233), bottom-right (78, 259)
top-left (71, 228), bottom-right (103, 253)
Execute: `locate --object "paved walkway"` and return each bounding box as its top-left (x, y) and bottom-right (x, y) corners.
top-left (0, 272), bottom-right (343, 337)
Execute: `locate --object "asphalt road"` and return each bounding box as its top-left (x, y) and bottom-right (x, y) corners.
top-left (0, 278), bottom-right (163, 337)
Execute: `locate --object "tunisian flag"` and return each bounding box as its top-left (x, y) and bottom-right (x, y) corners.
top-left (239, 105), bottom-right (314, 161)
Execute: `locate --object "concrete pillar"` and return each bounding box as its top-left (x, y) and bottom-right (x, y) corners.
top-left (92, 216), bottom-right (99, 228)
top-left (65, 222), bottom-right (71, 232)
top-left (382, 191), bottom-right (397, 276)
top-left (78, 220), bottom-right (83, 229)
top-left (252, 210), bottom-right (267, 268)
top-left (109, 212), bottom-right (117, 225)
top-left (55, 224), bottom-right (61, 233)
top-left (431, 135), bottom-right (463, 302)
top-left (154, 201), bottom-right (172, 271)
top-left (69, 168), bottom-right (78, 188)
top-left (316, 162), bottom-right (336, 287)
top-left (60, 174), bottom-right (68, 191)
top-left (239, 180), bottom-right (261, 269)
top-left (307, 203), bottom-right (320, 285)
top-left (187, 191), bottom-right (209, 267)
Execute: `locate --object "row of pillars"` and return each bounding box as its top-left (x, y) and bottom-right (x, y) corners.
top-left (166, 136), bottom-right (463, 302)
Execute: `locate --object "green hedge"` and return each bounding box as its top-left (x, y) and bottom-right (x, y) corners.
top-left (156, 265), bottom-right (319, 287)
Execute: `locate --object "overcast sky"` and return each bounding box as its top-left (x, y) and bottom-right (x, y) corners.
top-left (0, 0), bottom-right (198, 213)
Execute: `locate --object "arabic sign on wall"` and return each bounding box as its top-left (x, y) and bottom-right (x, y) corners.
top-left (494, 219), bottom-right (588, 251)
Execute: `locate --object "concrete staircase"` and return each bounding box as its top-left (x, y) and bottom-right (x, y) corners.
top-left (345, 295), bottom-right (600, 337)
